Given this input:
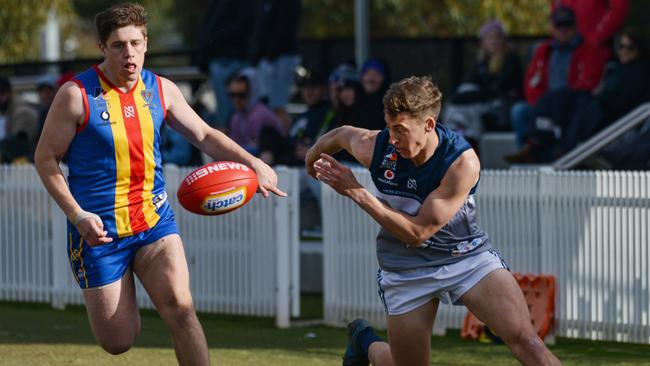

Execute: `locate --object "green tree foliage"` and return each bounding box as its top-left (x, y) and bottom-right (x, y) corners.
top-left (0, 0), bottom-right (74, 62)
top-left (301, 0), bottom-right (551, 39)
top-left (442, 0), bottom-right (550, 36)
top-left (71, 0), bottom-right (177, 53)
top-left (2, 0), bottom-right (648, 63)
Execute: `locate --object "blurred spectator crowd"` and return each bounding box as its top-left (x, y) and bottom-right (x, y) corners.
top-left (1, 0), bottom-right (649, 173)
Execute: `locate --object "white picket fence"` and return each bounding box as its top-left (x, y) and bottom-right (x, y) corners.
top-left (322, 168), bottom-right (650, 344)
top-left (2, 164), bottom-right (650, 343)
top-left (0, 164), bottom-right (300, 328)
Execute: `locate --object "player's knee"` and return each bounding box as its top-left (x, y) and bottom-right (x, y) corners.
top-left (504, 328), bottom-right (545, 354)
top-left (157, 294), bottom-right (197, 325)
top-left (99, 339), bottom-right (134, 355)
top-left (95, 325), bottom-right (139, 355)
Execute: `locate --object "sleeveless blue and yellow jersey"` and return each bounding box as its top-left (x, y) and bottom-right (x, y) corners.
top-left (67, 66), bottom-right (168, 238)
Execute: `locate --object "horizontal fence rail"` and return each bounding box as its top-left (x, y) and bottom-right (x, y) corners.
top-left (322, 168), bottom-right (650, 344)
top-left (0, 164), bottom-right (300, 328)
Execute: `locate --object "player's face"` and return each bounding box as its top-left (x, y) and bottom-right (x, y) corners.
top-left (99, 25), bottom-right (147, 84)
top-left (386, 113), bottom-right (435, 160)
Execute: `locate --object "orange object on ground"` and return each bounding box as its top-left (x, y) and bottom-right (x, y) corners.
top-left (461, 273), bottom-right (556, 341)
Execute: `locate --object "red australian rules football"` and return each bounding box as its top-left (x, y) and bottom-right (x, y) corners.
top-left (177, 161), bottom-right (258, 215)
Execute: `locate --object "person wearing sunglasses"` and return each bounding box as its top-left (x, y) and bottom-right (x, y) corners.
top-left (226, 68), bottom-right (287, 164)
top-left (581, 29), bottom-right (650, 170)
top-left (505, 6), bottom-right (607, 164)
top-left (597, 30), bottom-right (650, 127)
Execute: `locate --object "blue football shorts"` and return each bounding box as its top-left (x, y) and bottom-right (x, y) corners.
top-left (67, 203), bottom-right (179, 289)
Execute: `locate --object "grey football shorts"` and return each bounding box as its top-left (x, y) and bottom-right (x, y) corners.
top-left (376, 249), bottom-right (508, 315)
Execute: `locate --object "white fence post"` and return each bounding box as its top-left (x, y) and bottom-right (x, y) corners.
top-left (287, 169), bottom-right (301, 318)
top-left (274, 167), bottom-right (292, 328)
top-left (50, 197), bottom-right (67, 310)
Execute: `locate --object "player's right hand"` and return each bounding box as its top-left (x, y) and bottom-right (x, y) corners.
top-left (74, 211), bottom-right (113, 246)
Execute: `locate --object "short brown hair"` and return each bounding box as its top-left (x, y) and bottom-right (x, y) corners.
top-left (95, 3), bottom-right (148, 45)
top-left (383, 76), bottom-right (442, 119)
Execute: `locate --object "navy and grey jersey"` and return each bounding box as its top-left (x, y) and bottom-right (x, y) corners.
top-left (368, 123), bottom-right (492, 271)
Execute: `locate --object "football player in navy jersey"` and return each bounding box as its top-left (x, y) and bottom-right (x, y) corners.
top-left (306, 76), bottom-right (560, 366)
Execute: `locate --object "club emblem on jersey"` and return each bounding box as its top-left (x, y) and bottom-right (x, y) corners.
top-left (384, 146), bottom-right (397, 161)
top-left (384, 170), bottom-right (395, 180)
top-left (141, 89), bottom-right (153, 104)
top-left (100, 111), bottom-right (110, 120)
top-left (407, 178), bottom-right (417, 190)
top-left (380, 145), bottom-right (398, 170)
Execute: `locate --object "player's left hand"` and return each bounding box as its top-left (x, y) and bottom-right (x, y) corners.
top-left (251, 159), bottom-right (287, 198)
top-left (313, 153), bottom-right (362, 196)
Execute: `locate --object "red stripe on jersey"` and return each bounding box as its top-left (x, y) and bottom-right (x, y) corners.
top-left (155, 75), bottom-right (167, 120)
top-left (72, 79), bottom-right (90, 132)
top-left (119, 92), bottom-right (149, 234)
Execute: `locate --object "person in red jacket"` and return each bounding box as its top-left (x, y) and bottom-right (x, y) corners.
top-left (509, 6), bottom-right (607, 152)
top-left (554, 0), bottom-right (629, 58)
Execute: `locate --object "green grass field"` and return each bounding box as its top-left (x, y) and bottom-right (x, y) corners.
top-left (1, 297), bottom-right (650, 366)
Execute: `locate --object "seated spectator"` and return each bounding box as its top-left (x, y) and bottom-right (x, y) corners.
top-left (0, 77), bottom-right (40, 164)
top-left (226, 68), bottom-right (286, 165)
top-left (444, 20), bottom-right (523, 143)
top-left (596, 29), bottom-right (650, 128)
top-left (284, 70), bottom-right (333, 218)
top-left (334, 77), bottom-right (363, 128)
top-left (555, 0), bottom-right (629, 59)
top-left (358, 58), bottom-right (390, 131)
top-left (281, 70), bottom-right (334, 166)
top-left (331, 69), bottom-right (363, 164)
top-left (582, 30), bottom-right (650, 170)
top-left (327, 63), bottom-right (357, 110)
top-left (505, 6), bottom-right (607, 163)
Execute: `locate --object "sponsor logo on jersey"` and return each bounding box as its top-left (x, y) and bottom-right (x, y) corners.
top-left (123, 105), bottom-right (136, 118)
top-left (407, 178), bottom-right (417, 190)
top-left (184, 162), bottom-right (251, 186)
top-left (100, 111), bottom-right (110, 120)
top-left (384, 169), bottom-right (395, 180)
top-left (152, 192), bottom-right (168, 209)
top-left (201, 187), bottom-right (246, 213)
top-left (451, 238), bottom-right (483, 256)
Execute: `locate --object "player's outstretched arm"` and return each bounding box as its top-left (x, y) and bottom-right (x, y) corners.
top-left (305, 126), bottom-right (378, 177)
top-left (34, 82), bottom-right (112, 245)
top-left (160, 77), bottom-right (286, 197)
top-left (315, 149), bottom-right (480, 247)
